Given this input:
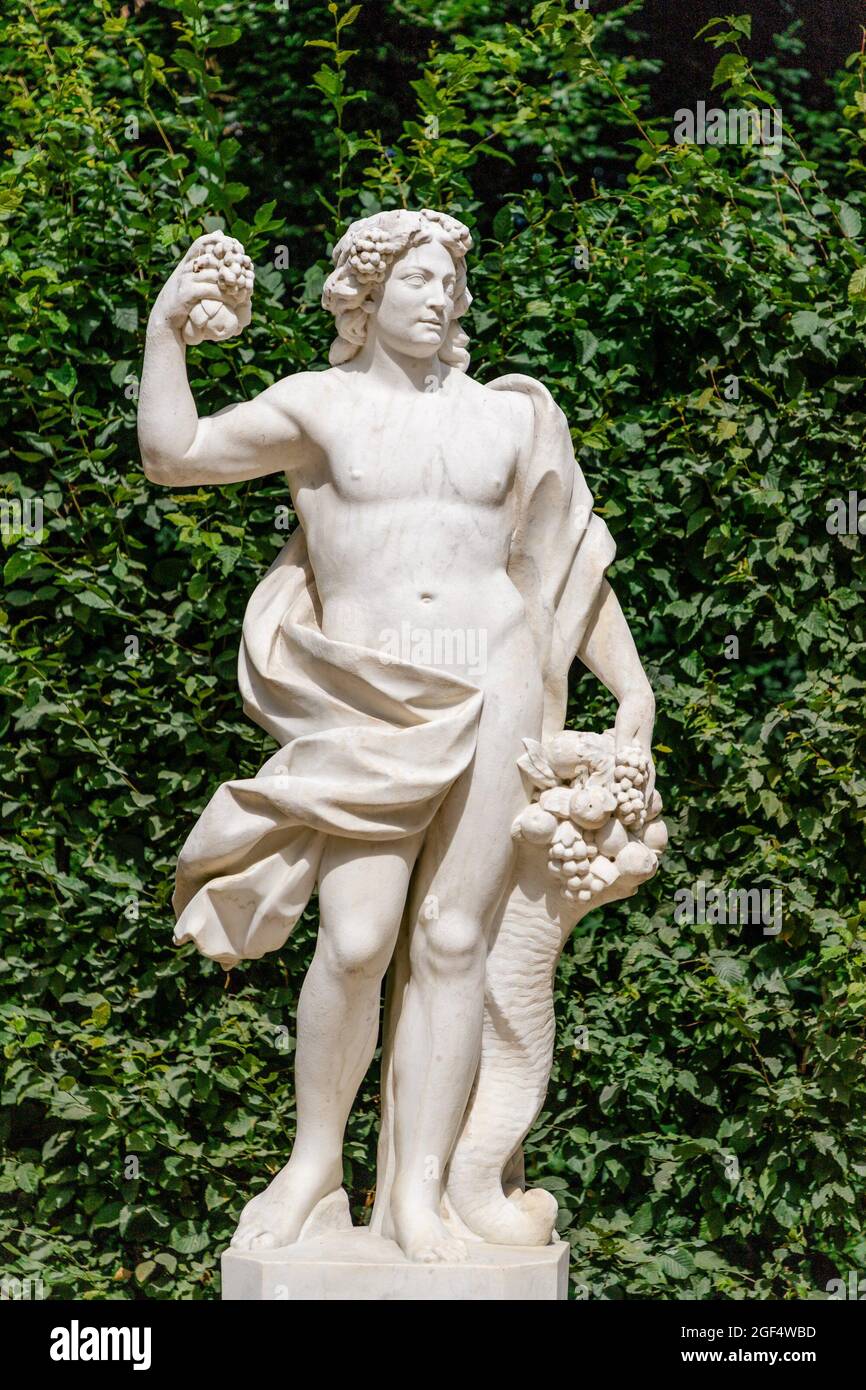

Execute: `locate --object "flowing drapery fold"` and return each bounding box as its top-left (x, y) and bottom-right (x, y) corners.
top-left (173, 529), bottom-right (484, 966)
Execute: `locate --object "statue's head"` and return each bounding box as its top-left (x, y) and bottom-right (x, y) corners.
top-left (322, 208), bottom-right (473, 370)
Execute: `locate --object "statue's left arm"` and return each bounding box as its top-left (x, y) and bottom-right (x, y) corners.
top-left (577, 578), bottom-right (656, 798)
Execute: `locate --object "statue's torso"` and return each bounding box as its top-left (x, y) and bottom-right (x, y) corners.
top-left (283, 368), bottom-right (536, 676)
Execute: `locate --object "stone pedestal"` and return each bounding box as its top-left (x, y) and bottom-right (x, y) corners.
top-left (221, 1229), bottom-right (569, 1301)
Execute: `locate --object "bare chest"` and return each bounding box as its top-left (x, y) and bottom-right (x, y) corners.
top-left (311, 395), bottom-right (519, 507)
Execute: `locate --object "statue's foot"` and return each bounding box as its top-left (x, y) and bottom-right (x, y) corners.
top-left (230, 1160), bottom-right (342, 1252)
top-left (391, 1188), bottom-right (468, 1264)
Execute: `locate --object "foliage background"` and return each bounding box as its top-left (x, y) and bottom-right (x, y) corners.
top-left (1, 0), bottom-right (865, 1300)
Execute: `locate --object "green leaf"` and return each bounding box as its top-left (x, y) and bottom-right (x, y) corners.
top-left (206, 25), bottom-right (242, 48)
top-left (337, 5), bottom-right (362, 30)
top-left (660, 1249), bottom-right (695, 1279)
top-left (848, 266), bottom-right (866, 301)
top-left (839, 202), bottom-right (862, 239)
top-left (493, 206), bottom-right (513, 241)
top-left (790, 310), bottom-right (823, 338)
top-left (168, 1221), bottom-right (210, 1255)
top-left (712, 53), bottom-right (746, 89)
top-left (45, 364), bottom-right (77, 397)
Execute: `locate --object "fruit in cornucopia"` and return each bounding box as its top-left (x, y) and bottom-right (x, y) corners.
top-left (569, 785), bottom-right (616, 829)
top-left (539, 786), bottom-right (573, 818)
top-left (641, 818), bottom-right (668, 853)
top-left (645, 789), bottom-right (663, 822)
top-left (589, 854), bottom-right (620, 887)
top-left (514, 805), bottom-right (558, 844)
top-left (593, 817), bottom-right (629, 858)
top-left (616, 839), bottom-right (658, 879)
top-left (553, 820), bottom-right (578, 849)
top-left (546, 732), bottom-right (587, 780)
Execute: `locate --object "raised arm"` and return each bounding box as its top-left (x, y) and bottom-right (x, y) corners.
top-left (138, 234), bottom-right (302, 487)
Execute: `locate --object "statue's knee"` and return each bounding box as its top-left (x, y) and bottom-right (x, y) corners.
top-left (419, 910), bottom-right (484, 974)
top-left (322, 917), bottom-right (394, 978)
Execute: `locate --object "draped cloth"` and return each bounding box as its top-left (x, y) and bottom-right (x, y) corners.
top-left (172, 533), bottom-right (483, 966)
top-left (172, 370), bottom-right (616, 989)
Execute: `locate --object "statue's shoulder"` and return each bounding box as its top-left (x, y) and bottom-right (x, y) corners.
top-left (268, 367), bottom-right (338, 400)
top-left (483, 372), bottom-right (561, 412)
top-left (476, 373), bottom-right (567, 446)
top-left (465, 371), bottom-right (538, 423)
top-left (264, 368), bottom-right (351, 424)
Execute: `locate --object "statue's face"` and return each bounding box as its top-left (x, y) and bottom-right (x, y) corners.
top-left (372, 236), bottom-right (457, 357)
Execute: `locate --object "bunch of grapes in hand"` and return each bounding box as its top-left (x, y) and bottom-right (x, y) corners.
top-left (181, 232), bottom-right (254, 345)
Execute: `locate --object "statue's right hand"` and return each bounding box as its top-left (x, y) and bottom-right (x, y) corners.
top-left (150, 232), bottom-right (254, 345)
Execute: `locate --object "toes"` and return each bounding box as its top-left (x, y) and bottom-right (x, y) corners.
top-left (231, 1209), bottom-right (265, 1251)
top-left (439, 1241), bottom-right (467, 1263)
top-left (250, 1231), bottom-right (276, 1251)
top-left (410, 1237), bottom-right (467, 1264)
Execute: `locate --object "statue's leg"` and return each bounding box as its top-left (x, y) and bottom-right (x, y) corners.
top-left (230, 831), bottom-right (423, 1251)
top-left (387, 657), bottom-right (543, 1263)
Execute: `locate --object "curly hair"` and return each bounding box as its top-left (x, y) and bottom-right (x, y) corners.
top-left (321, 208), bottom-right (473, 370)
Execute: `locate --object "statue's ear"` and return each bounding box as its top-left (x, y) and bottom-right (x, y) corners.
top-left (363, 282), bottom-right (384, 312)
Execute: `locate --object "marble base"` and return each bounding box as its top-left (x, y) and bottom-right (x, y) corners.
top-left (221, 1229), bottom-right (569, 1301)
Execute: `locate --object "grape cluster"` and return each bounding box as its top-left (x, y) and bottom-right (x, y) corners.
top-left (345, 224), bottom-right (404, 284)
top-left (191, 233), bottom-right (254, 301)
top-left (183, 233), bottom-right (254, 345)
top-left (613, 743), bottom-right (651, 828)
top-left (546, 819), bottom-right (603, 904)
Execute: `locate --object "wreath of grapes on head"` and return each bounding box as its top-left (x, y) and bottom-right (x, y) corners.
top-left (321, 208), bottom-right (473, 369)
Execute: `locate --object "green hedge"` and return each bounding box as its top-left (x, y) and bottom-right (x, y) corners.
top-left (1, 1), bottom-right (864, 1299)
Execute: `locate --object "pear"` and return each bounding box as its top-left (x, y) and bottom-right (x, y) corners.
top-left (642, 819), bottom-right (668, 853)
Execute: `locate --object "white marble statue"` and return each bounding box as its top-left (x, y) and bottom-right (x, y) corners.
top-left (137, 210), bottom-right (664, 1273)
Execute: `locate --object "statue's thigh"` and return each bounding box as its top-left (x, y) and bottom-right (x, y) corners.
top-left (317, 833), bottom-right (424, 957)
top-left (412, 678), bottom-right (541, 923)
